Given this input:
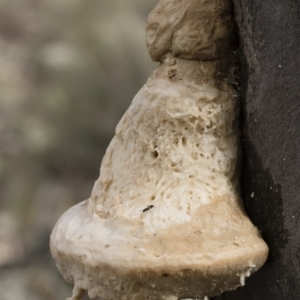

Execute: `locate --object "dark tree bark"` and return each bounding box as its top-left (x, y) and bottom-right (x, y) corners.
top-left (219, 0), bottom-right (300, 299)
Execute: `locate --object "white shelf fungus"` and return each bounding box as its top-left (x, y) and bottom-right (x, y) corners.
top-left (50, 0), bottom-right (268, 299)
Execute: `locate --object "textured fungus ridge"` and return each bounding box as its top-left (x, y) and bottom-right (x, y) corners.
top-left (90, 57), bottom-right (239, 231)
top-left (50, 1), bottom-right (268, 300)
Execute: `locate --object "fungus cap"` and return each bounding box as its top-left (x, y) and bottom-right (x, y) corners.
top-left (51, 57), bottom-right (268, 300)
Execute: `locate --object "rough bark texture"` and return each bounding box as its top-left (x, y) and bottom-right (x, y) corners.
top-left (219, 0), bottom-right (300, 299)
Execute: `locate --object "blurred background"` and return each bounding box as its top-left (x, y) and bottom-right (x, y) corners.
top-left (0, 0), bottom-right (157, 299)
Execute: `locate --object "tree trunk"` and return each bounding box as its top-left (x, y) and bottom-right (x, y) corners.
top-left (221, 0), bottom-right (300, 299)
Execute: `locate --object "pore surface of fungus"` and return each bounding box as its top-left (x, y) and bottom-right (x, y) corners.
top-left (50, 1), bottom-right (268, 299)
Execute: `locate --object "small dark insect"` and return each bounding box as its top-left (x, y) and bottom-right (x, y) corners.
top-left (142, 205), bottom-right (154, 213)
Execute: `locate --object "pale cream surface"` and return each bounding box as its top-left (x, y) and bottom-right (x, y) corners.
top-left (51, 56), bottom-right (268, 300)
top-left (51, 198), bottom-right (267, 299)
top-left (89, 56), bottom-right (239, 234)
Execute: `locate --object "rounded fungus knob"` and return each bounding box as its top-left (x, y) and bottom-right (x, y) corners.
top-left (146, 0), bottom-right (235, 61)
top-left (50, 1), bottom-right (268, 299)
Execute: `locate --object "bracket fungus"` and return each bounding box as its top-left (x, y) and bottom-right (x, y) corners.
top-left (50, 1), bottom-right (268, 299)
